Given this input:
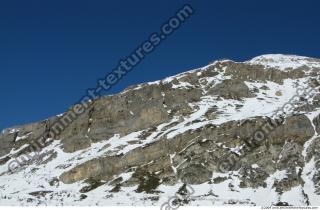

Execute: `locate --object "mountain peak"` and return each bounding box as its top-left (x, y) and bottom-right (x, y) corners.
top-left (246, 54), bottom-right (320, 70)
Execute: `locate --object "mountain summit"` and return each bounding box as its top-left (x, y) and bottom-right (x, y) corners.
top-left (1, 54), bottom-right (320, 206)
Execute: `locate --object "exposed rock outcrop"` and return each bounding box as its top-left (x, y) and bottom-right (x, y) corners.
top-left (1, 54), bottom-right (320, 206)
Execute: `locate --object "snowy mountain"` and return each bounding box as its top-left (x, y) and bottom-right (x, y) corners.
top-left (1, 54), bottom-right (320, 206)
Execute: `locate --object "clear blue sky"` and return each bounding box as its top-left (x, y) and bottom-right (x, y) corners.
top-left (1, 0), bottom-right (320, 130)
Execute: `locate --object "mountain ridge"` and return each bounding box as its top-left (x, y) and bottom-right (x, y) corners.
top-left (2, 53), bottom-right (320, 133)
top-left (1, 54), bottom-right (320, 206)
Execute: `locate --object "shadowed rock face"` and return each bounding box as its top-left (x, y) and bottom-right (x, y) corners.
top-left (1, 54), bottom-right (320, 206)
top-left (0, 132), bottom-right (16, 157)
top-left (208, 79), bottom-right (254, 99)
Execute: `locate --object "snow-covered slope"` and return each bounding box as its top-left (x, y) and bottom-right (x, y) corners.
top-left (247, 54), bottom-right (320, 71)
top-left (0, 54), bottom-right (320, 206)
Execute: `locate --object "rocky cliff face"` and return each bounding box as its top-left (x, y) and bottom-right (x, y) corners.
top-left (1, 54), bottom-right (320, 206)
